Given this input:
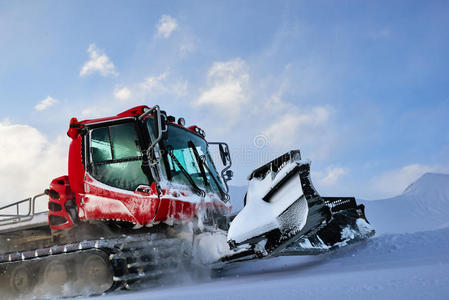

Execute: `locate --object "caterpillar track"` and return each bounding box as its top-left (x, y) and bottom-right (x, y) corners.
top-left (0, 233), bottom-right (192, 299)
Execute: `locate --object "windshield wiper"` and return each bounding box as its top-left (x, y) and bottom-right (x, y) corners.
top-left (167, 150), bottom-right (206, 197)
top-left (188, 141), bottom-right (209, 188)
top-left (188, 142), bottom-right (229, 202)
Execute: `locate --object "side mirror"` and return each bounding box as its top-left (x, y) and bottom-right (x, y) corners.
top-left (153, 108), bottom-right (161, 137)
top-left (208, 142), bottom-right (232, 194)
top-left (152, 108), bottom-right (168, 139)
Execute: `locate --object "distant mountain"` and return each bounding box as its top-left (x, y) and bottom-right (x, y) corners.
top-left (403, 173), bottom-right (449, 199)
top-left (362, 173), bottom-right (449, 235)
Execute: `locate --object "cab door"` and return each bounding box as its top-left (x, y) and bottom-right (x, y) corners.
top-left (79, 121), bottom-right (160, 226)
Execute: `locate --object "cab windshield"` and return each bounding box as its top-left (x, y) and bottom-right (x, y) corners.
top-left (153, 123), bottom-right (226, 199)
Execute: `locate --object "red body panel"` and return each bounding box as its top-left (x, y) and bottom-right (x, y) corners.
top-left (68, 135), bottom-right (84, 195)
top-left (78, 174), bottom-right (160, 225)
top-left (78, 174), bottom-right (230, 227)
top-left (154, 193), bottom-right (196, 223)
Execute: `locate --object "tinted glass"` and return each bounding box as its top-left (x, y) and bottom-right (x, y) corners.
top-left (166, 146), bottom-right (206, 187)
top-left (110, 123), bottom-right (141, 159)
top-left (91, 161), bottom-right (149, 191)
top-left (89, 123), bottom-right (149, 191)
top-left (91, 127), bottom-right (112, 162)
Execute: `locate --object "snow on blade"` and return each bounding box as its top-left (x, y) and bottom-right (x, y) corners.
top-left (228, 159), bottom-right (307, 245)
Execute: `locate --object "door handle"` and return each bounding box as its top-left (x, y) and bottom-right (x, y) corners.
top-left (136, 186), bottom-right (151, 194)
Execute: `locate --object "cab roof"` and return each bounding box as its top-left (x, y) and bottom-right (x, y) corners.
top-left (67, 105), bottom-right (206, 140)
top-left (79, 105), bottom-right (150, 125)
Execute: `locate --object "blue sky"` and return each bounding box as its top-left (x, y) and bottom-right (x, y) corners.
top-left (1, 0), bottom-right (448, 202)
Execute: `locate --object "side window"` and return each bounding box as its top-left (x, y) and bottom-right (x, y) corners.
top-left (110, 124), bottom-right (141, 159)
top-left (91, 127), bottom-right (112, 163)
top-left (89, 123), bottom-right (150, 191)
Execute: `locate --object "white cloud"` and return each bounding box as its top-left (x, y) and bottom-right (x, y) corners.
top-left (262, 107), bottom-right (330, 149)
top-left (0, 120), bottom-right (68, 211)
top-left (138, 71), bottom-right (188, 98)
top-left (114, 86), bottom-right (132, 101)
top-left (195, 58), bottom-right (250, 117)
top-left (141, 72), bottom-right (168, 93)
top-left (372, 164), bottom-right (437, 198)
top-left (109, 72), bottom-right (188, 105)
top-left (318, 167), bottom-right (348, 187)
top-left (156, 15), bottom-right (178, 38)
top-left (34, 96), bottom-right (58, 111)
top-left (80, 44), bottom-right (119, 77)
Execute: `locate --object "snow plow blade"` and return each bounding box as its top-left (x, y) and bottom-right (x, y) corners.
top-left (223, 150), bottom-right (374, 262)
top-left (280, 197), bottom-right (374, 256)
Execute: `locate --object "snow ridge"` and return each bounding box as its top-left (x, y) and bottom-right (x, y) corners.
top-left (362, 172), bottom-right (449, 234)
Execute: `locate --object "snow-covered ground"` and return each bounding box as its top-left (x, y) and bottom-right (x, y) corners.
top-left (94, 228), bottom-right (449, 300)
top-left (86, 173), bottom-right (449, 300)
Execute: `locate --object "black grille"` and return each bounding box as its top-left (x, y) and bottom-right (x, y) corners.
top-left (49, 202), bottom-right (62, 212)
top-left (49, 215), bottom-right (67, 226)
top-left (49, 189), bottom-right (60, 199)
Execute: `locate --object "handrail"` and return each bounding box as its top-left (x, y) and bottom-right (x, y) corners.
top-left (0, 191), bottom-right (48, 227)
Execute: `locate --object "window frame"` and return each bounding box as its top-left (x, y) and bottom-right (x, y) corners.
top-left (87, 119), bottom-right (143, 167)
top-left (84, 118), bottom-right (151, 191)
